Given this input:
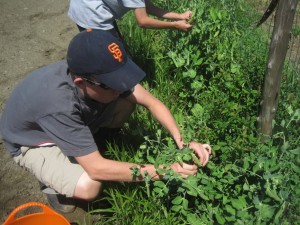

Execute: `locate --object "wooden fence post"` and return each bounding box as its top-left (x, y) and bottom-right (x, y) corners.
top-left (258, 0), bottom-right (298, 138)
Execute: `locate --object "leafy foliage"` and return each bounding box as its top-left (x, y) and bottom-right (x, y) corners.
top-left (90, 0), bottom-right (300, 224)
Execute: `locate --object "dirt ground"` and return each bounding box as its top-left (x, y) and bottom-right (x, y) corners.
top-left (0, 0), bottom-right (100, 224)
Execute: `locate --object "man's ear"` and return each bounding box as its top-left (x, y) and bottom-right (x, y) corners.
top-left (73, 76), bottom-right (84, 86)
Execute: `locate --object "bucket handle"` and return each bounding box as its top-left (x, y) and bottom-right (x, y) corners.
top-left (3, 202), bottom-right (59, 225)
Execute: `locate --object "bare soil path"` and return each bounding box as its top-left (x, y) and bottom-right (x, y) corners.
top-left (0, 0), bottom-right (100, 223)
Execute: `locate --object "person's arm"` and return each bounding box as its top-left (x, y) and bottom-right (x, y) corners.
top-left (128, 84), bottom-right (185, 147)
top-left (128, 84), bottom-right (212, 166)
top-left (145, 0), bottom-right (192, 21)
top-left (75, 150), bottom-right (198, 182)
top-left (133, 7), bottom-right (192, 32)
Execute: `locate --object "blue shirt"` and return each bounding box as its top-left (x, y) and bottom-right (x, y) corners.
top-left (68, 0), bottom-right (145, 30)
top-left (0, 61), bottom-right (116, 157)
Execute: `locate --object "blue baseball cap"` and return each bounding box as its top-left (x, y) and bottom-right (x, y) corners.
top-left (67, 29), bottom-right (146, 92)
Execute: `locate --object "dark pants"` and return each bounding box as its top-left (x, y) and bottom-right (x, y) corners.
top-left (76, 22), bottom-right (121, 39)
top-left (93, 127), bottom-right (121, 152)
top-left (76, 22), bottom-right (131, 56)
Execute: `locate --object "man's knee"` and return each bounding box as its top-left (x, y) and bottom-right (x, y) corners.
top-left (111, 98), bottom-right (136, 128)
top-left (117, 98), bottom-right (136, 115)
top-left (74, 173), bottom-right (103, 201)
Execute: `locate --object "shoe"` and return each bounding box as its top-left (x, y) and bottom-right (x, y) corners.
top-left (39, 181), bottom-right (58, 194)
top-left (39, 181), bottom-right (76, 213)
top-left (46, 193), bottom-right (76, 214)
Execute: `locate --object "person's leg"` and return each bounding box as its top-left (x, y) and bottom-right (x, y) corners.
top-left (13, 146), bottom-right (103, 212)
top-left (75, 98), bottom-right (136, 195)
top-left (110, 98), bottom-right (135, 128)
top-left (14, 146), bottom-right (85, 197)
top-left (73, 172), bottom-right (102, 201)
top-left (92, 97), bottom-right (136, 149)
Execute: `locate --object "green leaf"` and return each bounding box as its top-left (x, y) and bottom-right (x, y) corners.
top-left (230, 63), bottom-right (240, 74)
top-left (154, 181), bottom-right (165, 188)
top-left (259, 204), bottom-right (276, 220)
top-left (183, 69), bottom-right (197, 78)
top-left (237, 210), bottom-right (250, 219)
top-left (171, 205), bottom-right (182, 212)
top-left (177, 187), bottom-right (185, 193)
top-left (243, 160), bottom-right (249, 170)
top-left (243, 182), bottom-right (250, 191)
top-left (185, 175), bottom-right (198, 187)
top-left (194, 58), bottom-right (203, 66)
top-left (274, 202), bottom-right (286, 223)
top-left (281, 141), bottom-right (290, 151)
top-left (139, 144), bottom-right (147, 149)
top-left (130, 165), bottom-right (141, 177)
top-left (215, 194), bottom-right (223, 199)
top-left (225, 204), bottom-right (236, 215)
top-left (163, 186), bottom-right (169, 194)
top-left (290, 148), bottom-right (300, 155)
top-left (183, 153), bottom-right (192, 161)
top-left (215, 211), bottom-right (226, 224)
top-left (209, 8), bottom-right (217, 22)
top-left (214, 30), bottom-right (220, 37)
top-left (156, 168), bottom-right (166, 175)
top-left (191, 103), bottom-right (204, 116)
top-left (223, 195), bottom-right (229, 205)
top-left (198, 190), bottom-right (209, 201)
top-left (291, 163), bottom-right (300, 174)
top-left (171, 196), bottom-right (183, 205)
top-left (182, 198), bottom-right (189, 210)
top-left (146, 155), bottom-right (155, 164)
top-left (187, 189), bottom-right (198, 197)
top-left (191, 153), bottom-right (201, 165)
top-left (231, 196), bottom-right (247, 210)
top-left (213, 145), bottom-right (221, 150)
top-left (265, 181), bottom-right (281, 202)
top-left (187, 213), bottom-right (204, 225)
top-left (287, 105), bottom-right (294, 115)
top-left (153, 187), bottom-right (162, 195)
top-left (217, 11), bottom-right (223, 20)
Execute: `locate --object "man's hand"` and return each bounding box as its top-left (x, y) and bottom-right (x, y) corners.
top-left (179, 10), bottom-right (192, 21)
top-left (189, 142), bottom-right (212, 166)
top-left (173, 20), bottom-right (193, 32)
top-left (170, 162), bottom-right (198, 178)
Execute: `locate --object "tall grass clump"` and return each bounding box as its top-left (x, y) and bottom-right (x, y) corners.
top-left (90, 0), bottom-right (300, 224)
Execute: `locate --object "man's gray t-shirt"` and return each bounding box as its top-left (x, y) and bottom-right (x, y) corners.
top-left (0, 60), bottom-right (115, 157)
top-left (68, 0), bottom-right (145, 30)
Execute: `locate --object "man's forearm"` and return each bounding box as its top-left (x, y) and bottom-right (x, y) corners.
top-left (76, 152), bottom-right (161, 182)
top-left (148, 99), bottom-right (183, 147)
top-left (145, 0), bottom-right (185, 20)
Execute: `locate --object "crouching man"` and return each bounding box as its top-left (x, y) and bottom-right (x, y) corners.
top-left (0, 29), bottom-right (211, 213)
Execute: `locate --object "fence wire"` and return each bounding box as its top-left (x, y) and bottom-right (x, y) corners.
top-left (252, 0), bottom-right (300, 71)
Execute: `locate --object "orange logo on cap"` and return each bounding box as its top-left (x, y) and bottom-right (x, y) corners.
top-left (108, 43), bottom-right (123, 62)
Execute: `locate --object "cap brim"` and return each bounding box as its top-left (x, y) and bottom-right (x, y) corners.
top-left (94, 58), bottom-right (146, 92)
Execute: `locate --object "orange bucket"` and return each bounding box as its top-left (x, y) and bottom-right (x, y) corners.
top-left (3, 202), bottom-right (70, 225)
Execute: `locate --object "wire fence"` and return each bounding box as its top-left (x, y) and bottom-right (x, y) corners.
top-left (252, 0), bottom-right (300, 71)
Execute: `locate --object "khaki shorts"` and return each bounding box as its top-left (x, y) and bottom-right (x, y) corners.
top-left (13, 146), bottom-right (84, 197)
top-left (12, 97), bottom-right (133, 197)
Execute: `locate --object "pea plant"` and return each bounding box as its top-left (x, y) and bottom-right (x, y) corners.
top-left (127, 125), bottom-right (300, 225)
top-left (94, 0), bottom-right (300, 224)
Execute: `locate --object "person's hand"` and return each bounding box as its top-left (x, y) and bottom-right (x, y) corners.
top-left (174, 137), bottom-right (185, 149)
top-left (189, 142), bottom-right (212, 166)
top-left (170, 162), bottom-right (198, 178)
top-left (179, 10), bottom-right (193, 21)
top-left (173, 20), bottom-right (193, 32)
